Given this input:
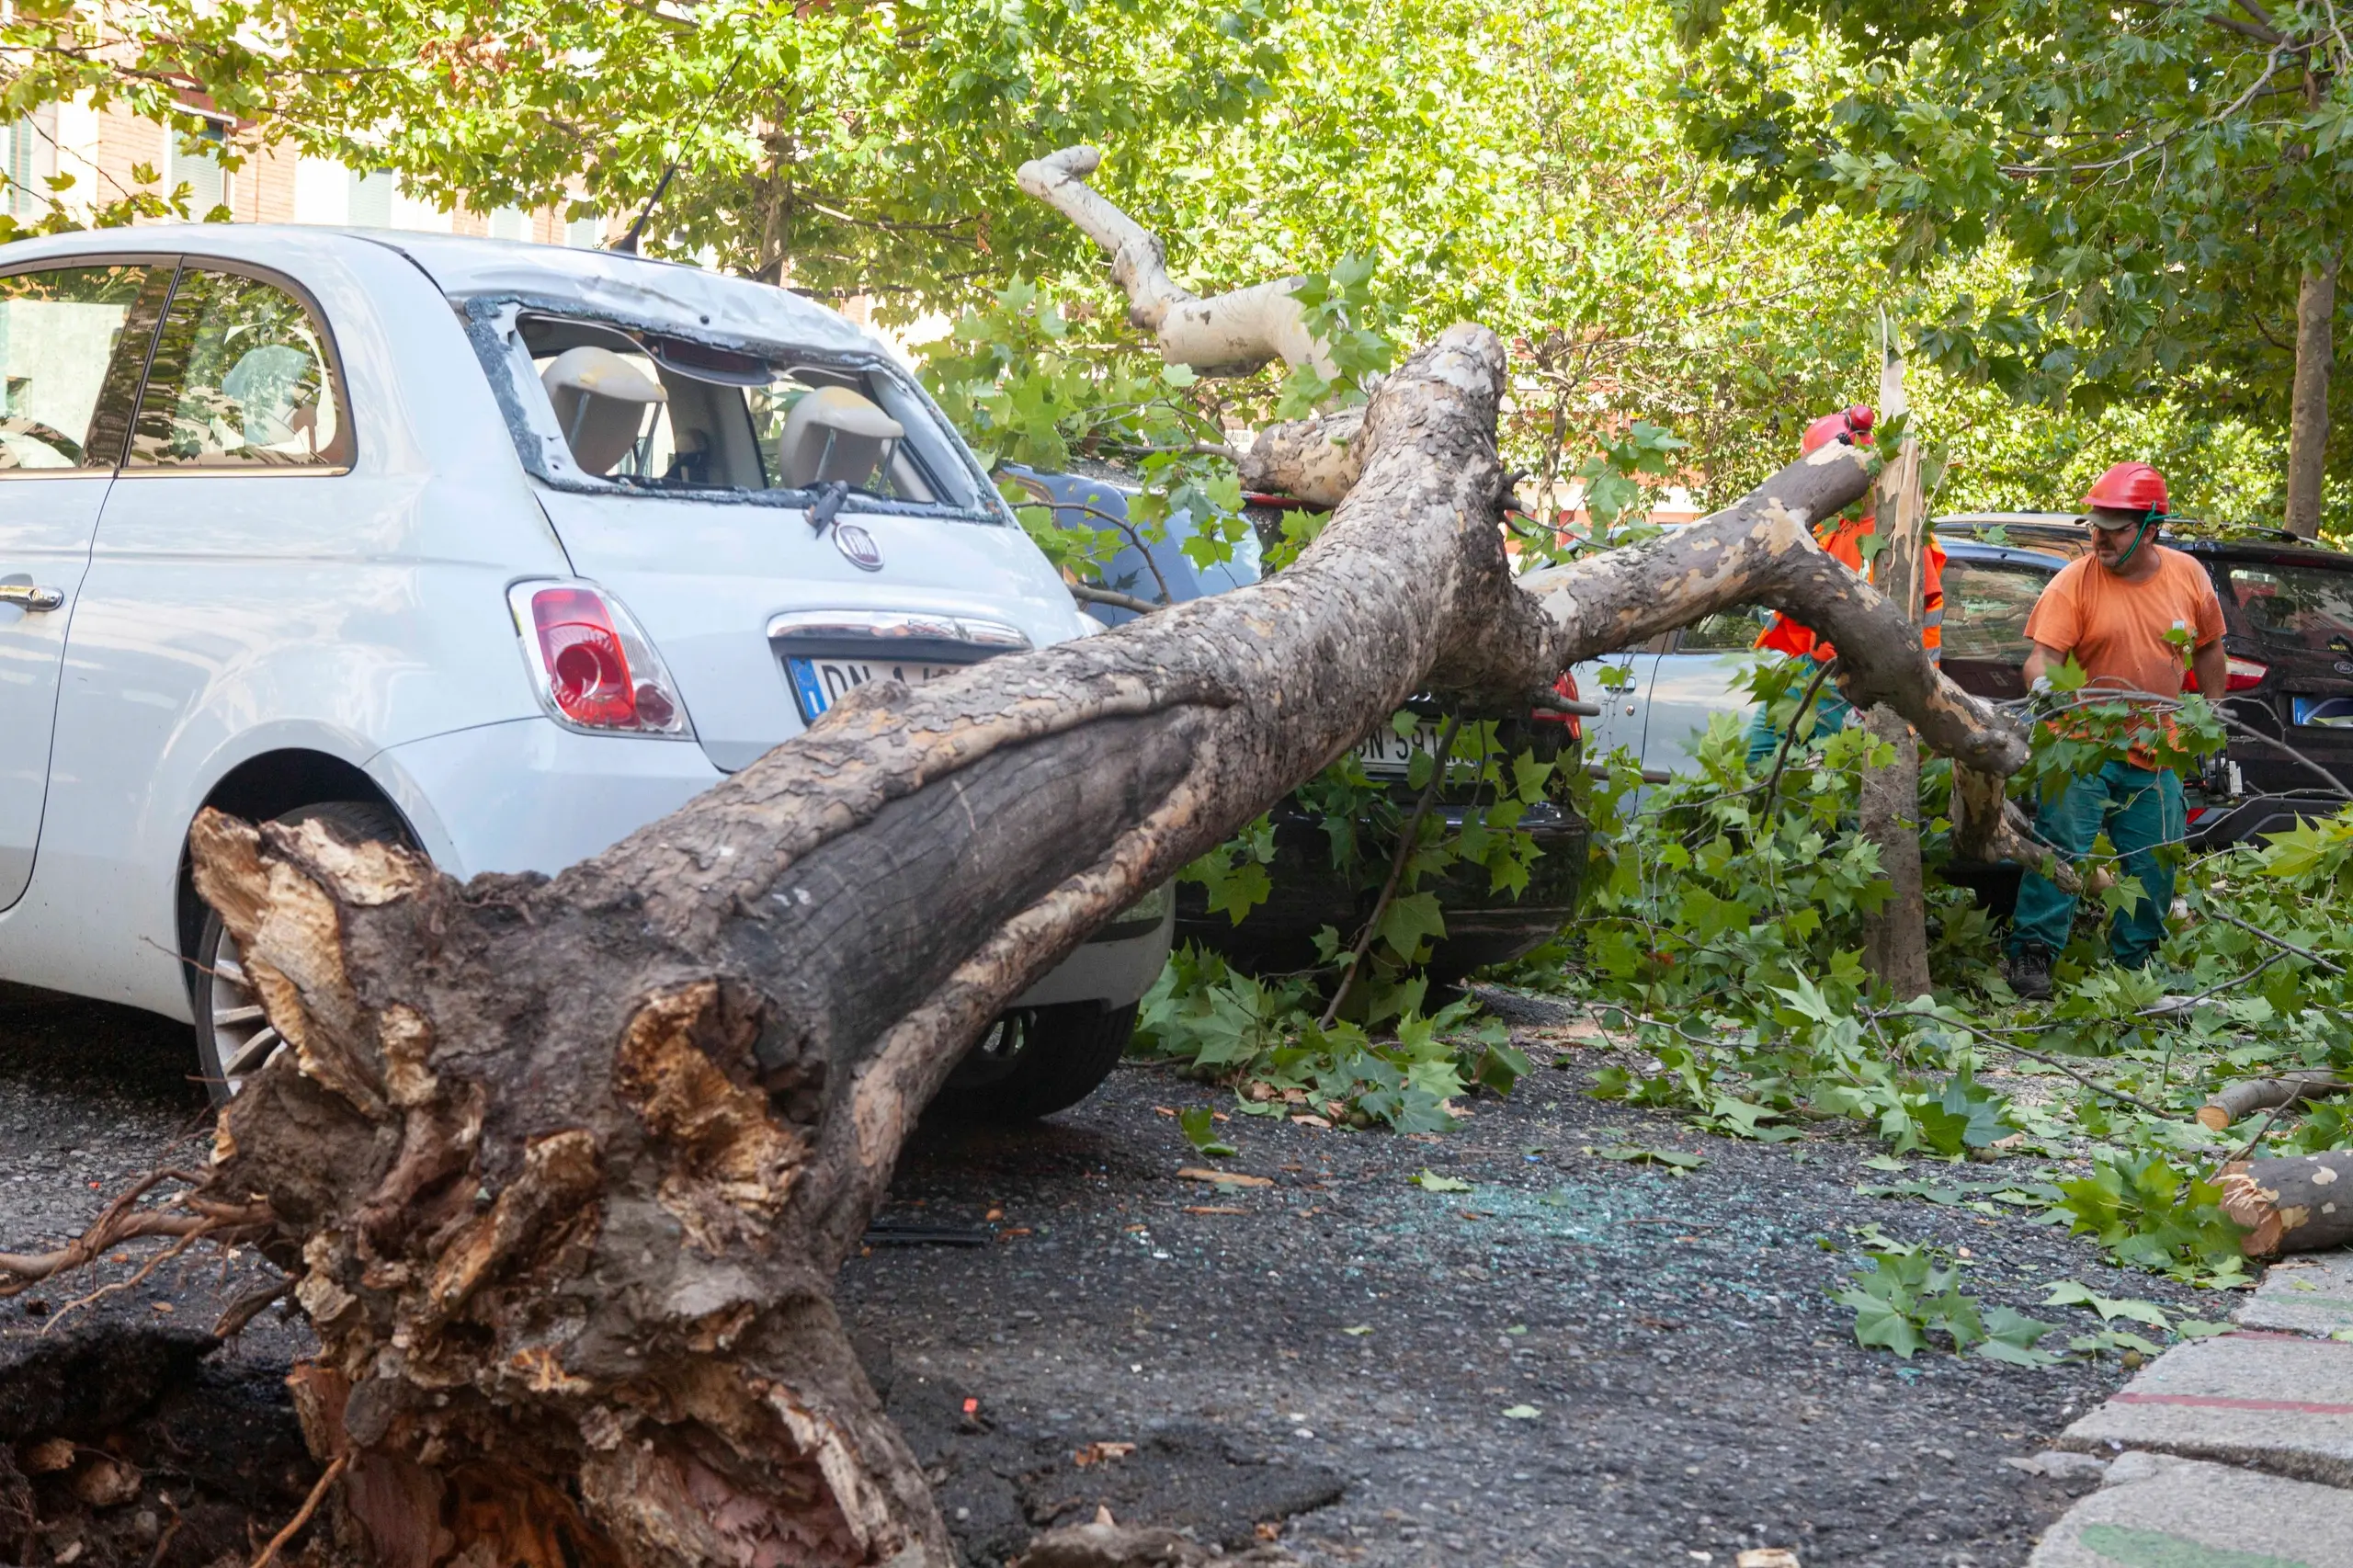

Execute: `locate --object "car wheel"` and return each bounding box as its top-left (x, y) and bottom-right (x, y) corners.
top-left (933, 1001), bottom-right (1139, 1122)
top-left (193, 800), bottom-right (414, 1103)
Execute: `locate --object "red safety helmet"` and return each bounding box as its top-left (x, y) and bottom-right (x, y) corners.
top-left (2083, 461), bottom-right (2168, 517)
top-left (1800, 405), bottom-right (1875, 456)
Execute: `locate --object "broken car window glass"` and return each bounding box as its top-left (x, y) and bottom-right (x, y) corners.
top-left (517, 313), bottom-right (968, 507)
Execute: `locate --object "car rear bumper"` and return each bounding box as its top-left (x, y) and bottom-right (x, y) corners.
top-left (369, 717), bottom-right (1171, 1007)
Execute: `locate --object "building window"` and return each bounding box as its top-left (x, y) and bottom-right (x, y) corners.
top-left (348, 169), bottom-right (395, 228)
top-left (170, 121), bottom-right (229, 218)
top-left (565, 213), bottom-right (603, 248)
top-left (2, 110), bottom-right (53, 220)
top-left (489, 207), bottom-right (529, 242)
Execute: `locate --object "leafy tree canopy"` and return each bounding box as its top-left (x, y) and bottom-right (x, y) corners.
top-left (0, 0), bottom-right (2302, 520)
top-left (1671, 0), bottom-right (2353, 509)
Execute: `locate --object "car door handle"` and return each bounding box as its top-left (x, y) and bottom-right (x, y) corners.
top-left (0, 584), bottom-right (63, 611)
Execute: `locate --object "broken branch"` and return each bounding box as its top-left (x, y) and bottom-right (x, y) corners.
top-left (1017, 145), bottom-right (1336, 380)
top-left (2197, 1069), bottom-right (2344, 1130)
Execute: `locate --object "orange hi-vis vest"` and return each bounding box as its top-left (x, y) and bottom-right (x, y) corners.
top-left (1756, 510), bottom-right (1945, 664)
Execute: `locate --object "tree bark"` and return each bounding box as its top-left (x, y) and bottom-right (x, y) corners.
top-left (2197, 1071), bottom-right (2345, 1131)
top-left (2287, 255), bottom-right (2336, 539)
top-left (1860, 384), bottom-right (1931, 998)
top-left (1017, 146), bottom-right (1337, 381)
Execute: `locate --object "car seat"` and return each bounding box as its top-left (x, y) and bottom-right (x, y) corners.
top-left (776, 385), bottom-right (903, 490)
top-left (541, 346), bottom-right (667, 475)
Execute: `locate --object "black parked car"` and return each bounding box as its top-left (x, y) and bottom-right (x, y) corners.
top-left (1935, 512), bottom-right (2353, 843)
top-left (1172, 693), bottom-right (1592, 991)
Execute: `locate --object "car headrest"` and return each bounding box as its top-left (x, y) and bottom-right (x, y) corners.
top-left (778, 385), bottom-right (904, 490)
top-left (541, 346), bottom-right (667, 475)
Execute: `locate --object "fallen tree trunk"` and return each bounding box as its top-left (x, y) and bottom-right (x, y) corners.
top-left (7, 233), bottom-right (2046, 1568)
top-left (2198, 1071), bottom-right (2346, 1131)
top-left (2219, 1153), bottom-right (2353, 1256)
top-left (165, 339), bottom-right (2027, 1568)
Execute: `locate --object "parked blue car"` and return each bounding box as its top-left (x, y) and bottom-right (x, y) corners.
top-left (998, 461), bottom-right (1261, 624)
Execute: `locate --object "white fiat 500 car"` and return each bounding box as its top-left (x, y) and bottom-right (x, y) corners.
top-left (0, 225), bottom-right (1170, 1116)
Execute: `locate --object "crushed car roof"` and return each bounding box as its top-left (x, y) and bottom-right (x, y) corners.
top-left (366, 233), bottom-right (872, 356)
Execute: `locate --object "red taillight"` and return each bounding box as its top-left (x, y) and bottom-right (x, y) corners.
top-left (511, 582), bottom-right (690, 735)
top-left (532, 587), bottom-right (638, 726)
top-left (1533, 670), bottom-right (1582, 742)
top-left (2226, 655), bottom-right (2268, 692)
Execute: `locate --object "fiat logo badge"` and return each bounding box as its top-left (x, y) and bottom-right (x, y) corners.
top-left (835, 523), bottom-right (883, 571)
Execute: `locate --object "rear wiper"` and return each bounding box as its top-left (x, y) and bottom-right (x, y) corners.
top-left (807, 481), bottom-right (852, 533)
top-left (805, 480), bottom-right (902, 531)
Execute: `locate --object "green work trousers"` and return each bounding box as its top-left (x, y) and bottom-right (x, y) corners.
top-left (2007, 760), bottom-right (2185, 971)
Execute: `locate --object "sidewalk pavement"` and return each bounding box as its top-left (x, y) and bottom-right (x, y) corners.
top-left (2024, 1252), bottom-right (2353, 1567)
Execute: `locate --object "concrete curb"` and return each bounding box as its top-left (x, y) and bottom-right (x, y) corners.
top-left (2029, 1251), bottom-right (2353, 1565)
top-left (2028, 1449), bottom-right (2353, 1567)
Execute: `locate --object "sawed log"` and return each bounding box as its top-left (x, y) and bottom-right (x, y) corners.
top-left (2220, 1153), bottom-right (2353, 1256)
top-left (2197, 1070), bottom-right (2345, 1131)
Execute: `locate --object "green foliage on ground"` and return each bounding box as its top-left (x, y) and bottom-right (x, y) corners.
top-left (1132, 945), bottom-right (1529, 1134)
top-left (1835, 1229), bottom-right (2058, 1363)
top-left (1530, 646), bottom-right (2353, 1305)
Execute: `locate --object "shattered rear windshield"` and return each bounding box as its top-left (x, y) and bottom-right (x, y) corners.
top-left (470, 304), bottom-right (987, 515)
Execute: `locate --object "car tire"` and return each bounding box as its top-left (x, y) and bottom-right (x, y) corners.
top-left (933, 1001), bottom-right (1139, 1122)
top-left (193, 800), bottom-right (415, 1103)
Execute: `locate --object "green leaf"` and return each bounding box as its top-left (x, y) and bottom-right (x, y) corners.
top-left (1413, 1169), bottom-right (1472, 1193)
top-left (1838, 1284), bottom-right (1927, 1358)
top-left (1587, 1143), bottom-right (1708, 1169)
top-left (1374, 891), bottom-right (1448, 960)
top-left (1177, 1106), bottom-right (1237, 1158)
top-left (1476, 1042), bottom-right (1532, 1095)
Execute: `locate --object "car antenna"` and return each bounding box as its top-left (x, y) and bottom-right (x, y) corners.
top-left (609, 162), bottom-right (678, 256)
top-left (606, 49), bottom-right (751, 257)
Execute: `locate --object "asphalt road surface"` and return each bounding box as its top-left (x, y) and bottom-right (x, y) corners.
top-left (0, 983), bottom-right (2196, 1567)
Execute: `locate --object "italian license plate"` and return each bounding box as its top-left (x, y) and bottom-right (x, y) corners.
top-left (1356, 719), bottom-right (1450, 776)
top-left (786, 654), bottom-right (972, 722)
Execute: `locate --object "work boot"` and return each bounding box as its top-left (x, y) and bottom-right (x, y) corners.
top-left (2003, 944), bottom-right (2052, 1001)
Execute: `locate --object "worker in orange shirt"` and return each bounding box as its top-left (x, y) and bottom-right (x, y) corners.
top-left (2002, 461), bottom-right (2227, 1000)
top-left (1743, 406), bottom-right (1947, 767)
